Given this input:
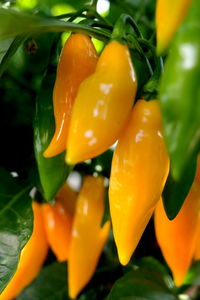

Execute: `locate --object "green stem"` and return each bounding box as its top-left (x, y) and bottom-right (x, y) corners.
top-left (93, 11), bottom-right (113, 26)
top-left (88, 0), bottom-right (98, 11)
top-left (138, 38), bottom-right (163, 99)
top-left (91, 21), bottom-right (112, 31)
top-left (139, 38), bottom-right (163, 81)
top-left (30, 19), bottom-right (111, 42)
top-left (126, 34), bottom-right (153, 76)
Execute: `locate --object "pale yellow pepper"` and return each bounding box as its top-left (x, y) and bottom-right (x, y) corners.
top-left (156, 0), bottom-right (193, 54)
top-left (109, 99), bottom-right (169, 266)
top-left (68, 176), bottom-right (110, 299)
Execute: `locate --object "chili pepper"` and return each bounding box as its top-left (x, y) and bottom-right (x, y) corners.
top-left (154, 156), bottom-right (200, 286)
top-left (34, 34), bottom-right (71, 201)
top-left (193, 215), bottom-right (200, 261)
top-left (159, 0), bottom-right (200, 180)
top-left (109, 99), bottom-right (169, 266)
top-left (156, 0), bottom-right (192, 54)
top-left (66, 40), bottom-right (137, 165)
top-left (42, 183), bottom-right (77, 262)
top-left (68, 176), bottom-right (110, 299)
top-left (0, 202), bottom-right (48, 300)
top-left (44, 33), bottom-right (98, 158)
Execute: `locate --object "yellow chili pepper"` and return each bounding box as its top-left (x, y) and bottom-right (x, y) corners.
top-left (0, 202), bottom-right (48, 300)
top-left (44, 33), bottom-right (98, 157)
top-left (66, 40), bottom-right (137, 165)
top-left (109, 99), bottom-right (169, 266)
top-left (156, 0), bottom-right (193, 54)
top-left (42, 183), bottom-right (77, 261)
top-left (68, 176), bottom-right (110, 299)
top-left (154, 156), bottom-right (200, 286)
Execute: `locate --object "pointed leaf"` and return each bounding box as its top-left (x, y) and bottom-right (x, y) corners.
top-left (0, 168), bottom-right (33, 292)
top-left (163, 156), bottom-right (197, 220)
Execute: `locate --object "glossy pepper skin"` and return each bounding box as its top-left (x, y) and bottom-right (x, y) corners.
top-left (44, 33), bottom-right (98, 157)
top-left (109, 99), bottom-right (169, 266)
top-left (68, 176), bottom-right (110, 299)
top-left (156, 0), bottom-right (192, 54)
top-left (0, 202), bottom-right (48, 300)
top-left (159, 0), bottom-right (200, 180)
top-left (42, 183), bottom-right (77, 261)
top-left (66, 40), bottom-right (137, 165)
top-left (154, 157), bottom-right (200, 286)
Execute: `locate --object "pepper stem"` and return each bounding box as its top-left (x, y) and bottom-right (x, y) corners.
top-left (139, 39), bottom-right (163, 99)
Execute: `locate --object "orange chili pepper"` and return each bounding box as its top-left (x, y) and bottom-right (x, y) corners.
top-left (154, 156), bottom-right (200, 286)
top-left (42, 183), bottom-right (77, 261)
top-left (0, 202), bottom-right (48, 300)
top-left (44, 33), bottom-right (98, 157)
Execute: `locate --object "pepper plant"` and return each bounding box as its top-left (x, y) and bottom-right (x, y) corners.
top-left (0, 0), bottom-right (200, 299)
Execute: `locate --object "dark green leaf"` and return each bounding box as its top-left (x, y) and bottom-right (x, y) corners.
top-left (0, 168), bottom-right (33, 293)
top-left (34, 34), bottom-right (71, 201)
top-left (163, 156), bottom-right (197, 220)
top-left (17, 262), bottom-right (69, 300)
top-left (0, 34), bottom-right (27, 77)
top-left (136, 257), bottom-right (175, 291)
top-left (107, 265), bottom-right (178, 300)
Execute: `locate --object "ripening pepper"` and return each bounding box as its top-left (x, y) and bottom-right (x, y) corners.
top-left (0, 202), bottom-right (48, 300)
top-left (159, 0), bottom-right (200, 180)
top-left (68, 176), bottom-right (110, 299)
top-left (44, 33), bottom-right (98, 157)
top-left (154, 156), bottom-right (200, 286)
top-left (109, 99), bottom-right (169, 266)
top-left (66, 40), bottom-right (137, 165)
top-left (42, 183), bottom-right (77, 261)
top-left (156, 0), bottom-right (193, 54)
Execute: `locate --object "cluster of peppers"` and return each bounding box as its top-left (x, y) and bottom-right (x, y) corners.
top-left (0, 177), bottom-right (110, 300)
top-left (2, 0), bottom-right (200, 298)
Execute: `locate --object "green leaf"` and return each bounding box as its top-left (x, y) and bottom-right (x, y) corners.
top-left (17, 262), bottom-right (69, 300)
top-left (0, 168), bottom-right (33, 293)
top-left (0, 8), bottom-right (109, 41)
top-left (34, 34), bottom-right (72, 202)
top-left (184, 261), bottom-right (200, 286)
top-left (0, 37), bottom-right (13, 63)
top-left (163, 156), bottom-right (197, 220)
top-left (107, 264), bottom-right (178, 300)
top-left (0, 8), bottom-right (42, 39)
top-left (136, 257), bottom-right (175, 291)
top-left (0, 34), bottom-right (27, 77)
